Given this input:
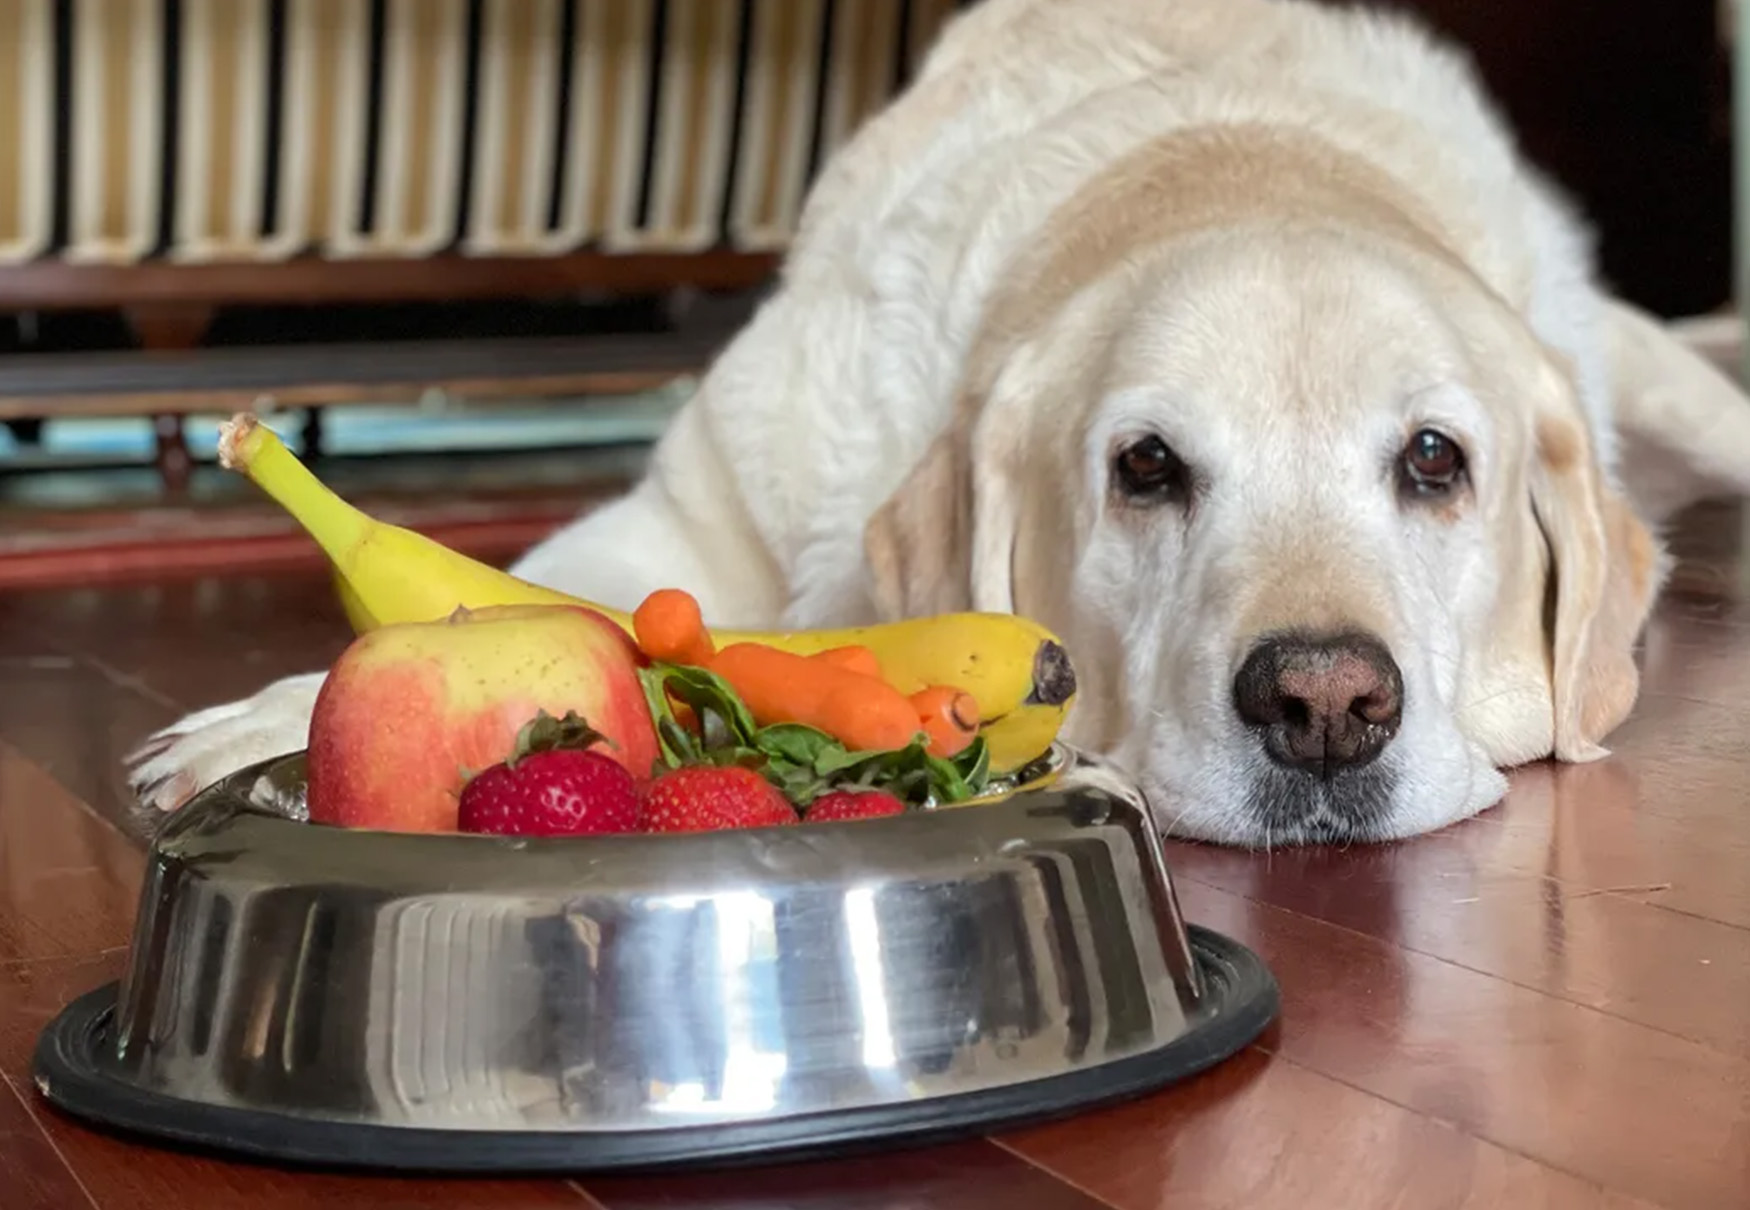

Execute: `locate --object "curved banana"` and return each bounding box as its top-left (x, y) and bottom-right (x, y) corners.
top-left (220, 415), bottom-right (1075, 771)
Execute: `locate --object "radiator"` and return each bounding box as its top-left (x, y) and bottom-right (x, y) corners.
top-left (0, 0), bottom-right (969, 268)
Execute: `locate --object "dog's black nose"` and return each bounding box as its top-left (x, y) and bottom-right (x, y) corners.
top-left (1233, 632), bottom-right (1403, 776)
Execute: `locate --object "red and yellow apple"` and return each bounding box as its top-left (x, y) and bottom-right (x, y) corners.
top-left (306, 604), bottom-right (658, 832)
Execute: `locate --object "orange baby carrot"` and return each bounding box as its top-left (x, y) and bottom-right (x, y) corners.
top-left (809, 645), bottom-right (883, 679)
top-left (633, 588), bottom-right (716, 667)
top-left (709, 642), bottom-right (922, 753)
top-left (910, 685), bottom-right (980, 757)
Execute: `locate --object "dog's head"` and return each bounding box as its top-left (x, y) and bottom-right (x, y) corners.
top-left (865, 135), bottom-right (1665, 844)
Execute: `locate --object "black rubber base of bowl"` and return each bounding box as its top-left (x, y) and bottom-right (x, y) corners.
top-left (33, 925), bottom-right (1276, 1175)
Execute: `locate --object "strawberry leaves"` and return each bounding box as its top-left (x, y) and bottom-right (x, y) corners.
top-left (507, 710), bottom-right (614, 769)
top-left (637, 664), bottom-right (990, 809)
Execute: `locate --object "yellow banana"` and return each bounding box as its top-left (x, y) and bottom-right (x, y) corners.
top-left (220, 415), bottom-right (1074, 771)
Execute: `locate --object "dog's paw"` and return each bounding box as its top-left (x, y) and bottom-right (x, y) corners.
top-left (128, 673), bottom-right (325, 813)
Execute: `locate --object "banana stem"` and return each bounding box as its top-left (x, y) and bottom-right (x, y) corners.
top-left (219, 413), bottom-right (369, 564)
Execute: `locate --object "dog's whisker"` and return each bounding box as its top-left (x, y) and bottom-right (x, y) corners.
top-left (1160, 800), bottom-right (1198, 840)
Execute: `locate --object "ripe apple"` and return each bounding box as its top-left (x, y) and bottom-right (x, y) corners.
top-left (307, 604), bottom-right (658, 832)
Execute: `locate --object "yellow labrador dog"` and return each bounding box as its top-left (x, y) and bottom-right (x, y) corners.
top-left (134, 0), bottom-right (1750, 845)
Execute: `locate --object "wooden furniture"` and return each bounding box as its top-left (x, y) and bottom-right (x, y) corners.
top-left (1, 0), bottom-right (1726, 313)
top-left (0, 0), bottom-right (973, 485)
top-left (0, 0), bottom-right (1723, 317)
top-left (4, 505), bottom-right (1750, 1207)
top-left (0, 0), bottom-right (1730, 493)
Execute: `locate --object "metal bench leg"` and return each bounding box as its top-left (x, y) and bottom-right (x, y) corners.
top-left (126, 304), bottom-right (213, 496)
top-left (301, 406), bottom-right (325, 460)
top-left (153, 413), bottom-right (191, 494)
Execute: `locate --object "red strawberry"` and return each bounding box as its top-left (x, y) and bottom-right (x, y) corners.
top-left (640, 766), bottom-right (798, 832)
top-left (458, 711), bottom-right (639, 837)
top-left (459, 751), bottom-right (639, 836)
top-left (805, 789), bottom-right (907, 824)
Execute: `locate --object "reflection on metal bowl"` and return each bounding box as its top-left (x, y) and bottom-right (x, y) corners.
top-left (34, 745), bottom-right (1276, 1172)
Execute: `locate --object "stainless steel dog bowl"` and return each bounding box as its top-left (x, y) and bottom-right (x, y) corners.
top-left (35, 747), bottom-right (1276, 1173)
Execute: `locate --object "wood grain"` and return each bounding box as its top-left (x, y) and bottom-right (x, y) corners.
top-left (1175, 880), bottom-right (1750, 1210)
top-left (583, 1138), bottom-right (1119, 1209)
top-left (3, 516), bottom-right (1750, 1205)
top-left (0, 1073), bottom-right (95, 1210)
top-left (0, 252), bottom-right (778, 310)
top-left (0, 749), bottom-right (147, 961)
top-left (0, 952), bottom-right (130, 1078)
top-left (0, 332), bottom-right (725, 421)
top-left (1001, 1049), bottom-right (1664, 1210)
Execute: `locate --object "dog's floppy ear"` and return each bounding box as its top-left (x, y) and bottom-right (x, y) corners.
top-left (1530, 361), bottom-right (1666, 761)
top-left (864, 407), bottom-right (1020, 619)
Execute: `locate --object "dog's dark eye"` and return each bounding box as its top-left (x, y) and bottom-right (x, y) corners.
top-left (1400, 428), bottom-right (1466, 497)
top-left (1113, 435), bottom-right (1191, 504)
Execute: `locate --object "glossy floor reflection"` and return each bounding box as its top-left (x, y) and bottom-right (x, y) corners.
top-left (2, 510), bottom-right (1749, 1207)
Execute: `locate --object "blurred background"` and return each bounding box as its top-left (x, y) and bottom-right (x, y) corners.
top-left (0, 0), bottom-right (1735, 590)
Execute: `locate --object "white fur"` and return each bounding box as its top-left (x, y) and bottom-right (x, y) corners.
top-left (132, 0), bottom-right (1750, 845)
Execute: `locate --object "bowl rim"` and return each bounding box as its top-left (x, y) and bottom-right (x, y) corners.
top-left (197, 741), bottom-right (1085, 846)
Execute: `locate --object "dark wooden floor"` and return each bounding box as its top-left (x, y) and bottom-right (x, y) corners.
top-left (3, 517), bottom-right (1750, 1208)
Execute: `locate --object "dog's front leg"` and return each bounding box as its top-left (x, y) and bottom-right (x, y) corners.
top-left (129, 672), bottom-right (327, 817)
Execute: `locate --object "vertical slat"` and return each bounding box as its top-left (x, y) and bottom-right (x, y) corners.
top-left (906, 0), bottom-right (956, 78)
top-left (0, 0), bottom-right (53, 263)
top-left (463, 0), bottom-right (562, 254)
top-left (377, 0), bottom-right (466, 256)
top-left (612, 0), bottom-right (737, 253)
top-left (548, 0), bottom-right (609, 251)
top-left (280, 0), bottom-right (370, 257)
top-left (512, 0), bottom-right (561, 241)
top-left (820, 0), bottom-right (901, 155)
top-left (555, 0), bottom-right (654, 253)
top-left (727, 0), bottom-right (825, 251)
top-left (31, 0), bottom-right (935, 264)
top-left (68, 0), bottom-right (163, 263)
top-left (173, 0), bottom-right (271, 261)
